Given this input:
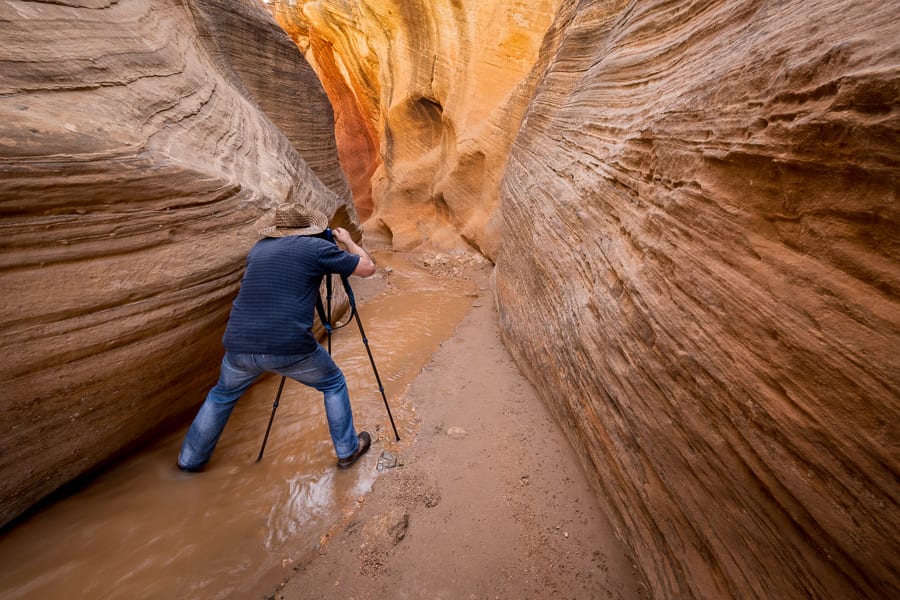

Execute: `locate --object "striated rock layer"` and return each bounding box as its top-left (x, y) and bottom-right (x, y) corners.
top-left (496, 0), bottom-right (899, 598)
top-left (267, 0), bottom-right (561, 256)
top-left (0, 0), bottom-right (356, 528)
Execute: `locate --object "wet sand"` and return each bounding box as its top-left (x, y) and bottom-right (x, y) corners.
top-left (270, 257), bottom-right (646, 599)
top-left (0, 250), bottom-right (644, 599)
top-left (0, 251), bottom-right (474, 599)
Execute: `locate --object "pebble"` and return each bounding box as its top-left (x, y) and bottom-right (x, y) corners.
top-left (446, 426), bottom-right (468, 439)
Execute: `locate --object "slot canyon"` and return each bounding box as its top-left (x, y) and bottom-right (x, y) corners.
top-left (1, 0), bottom-right (898, 598)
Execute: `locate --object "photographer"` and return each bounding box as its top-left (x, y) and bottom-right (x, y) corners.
top-left (177, 204), bottom-right (376, 472)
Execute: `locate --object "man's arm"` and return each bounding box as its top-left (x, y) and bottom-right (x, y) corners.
top-left (332, 227), bottom-right (376, 277)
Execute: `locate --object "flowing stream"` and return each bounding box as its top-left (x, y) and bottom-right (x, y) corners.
top-left (0, 252), bottom-right (476, 599)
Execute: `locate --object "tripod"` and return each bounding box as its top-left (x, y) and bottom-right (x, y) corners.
top-left (257, 250), bottom-right (400, 462)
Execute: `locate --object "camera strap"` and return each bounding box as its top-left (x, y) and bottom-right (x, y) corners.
top-left (315, 273), bottom-right (357, 335)
top-left (314, 293), bottom-right (332, 336)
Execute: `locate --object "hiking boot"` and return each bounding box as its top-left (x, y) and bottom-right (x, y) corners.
top-left (337, 431), bottom-right (371, 469)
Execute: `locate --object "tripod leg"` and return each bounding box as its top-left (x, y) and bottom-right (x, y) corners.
top-left (353, 311), bottom-right (401, 441)
top-left (257, 376), bottom-right (287, 462)
top-left (326, 274), bottom-right (333, 355)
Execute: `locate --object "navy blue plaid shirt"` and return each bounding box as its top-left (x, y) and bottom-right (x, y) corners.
top-left (222, 235), bottom-right (360, 355)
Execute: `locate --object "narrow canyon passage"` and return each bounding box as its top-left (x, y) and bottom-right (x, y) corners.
top-left (0, 251), bottom-right (476, 599)
top-left (2, 0), bottom-right (896, 597)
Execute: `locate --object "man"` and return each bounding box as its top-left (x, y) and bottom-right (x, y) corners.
top-left (177, 203), bottom-right (376, 472)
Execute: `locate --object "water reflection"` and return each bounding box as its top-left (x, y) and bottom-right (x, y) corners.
top-left (0, 252), bottom-right (475, 599)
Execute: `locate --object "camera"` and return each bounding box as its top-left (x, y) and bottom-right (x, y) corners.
top-left (312, 228), bottom-right (335, 243)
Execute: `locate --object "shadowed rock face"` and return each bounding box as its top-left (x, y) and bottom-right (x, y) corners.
top-left (267, 0), bottom-right (560, 256)
top-left (190, 0), bottom-right (354, 208)
top-left (0, 0), bottom-right (355, 528)
top-left (496, 1), bottom-right (899, 598)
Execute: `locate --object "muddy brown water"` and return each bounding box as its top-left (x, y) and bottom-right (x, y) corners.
top-left (0, 253), bottom-right (476, 599)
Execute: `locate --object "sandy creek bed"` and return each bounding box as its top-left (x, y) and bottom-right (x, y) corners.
top-left (0, 252), bottom-right (474, 598)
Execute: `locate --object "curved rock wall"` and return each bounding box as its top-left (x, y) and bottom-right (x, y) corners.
top-left (190, 0), bottom-right (353, 208)
top-left (3, 1), bottom-right (897, 596)
top-left (267, 0), bottom-right (560, 256)
top-left (0, 0), bottom-right (354, 527)
top-left (496, 0), bottom-right (899, 598)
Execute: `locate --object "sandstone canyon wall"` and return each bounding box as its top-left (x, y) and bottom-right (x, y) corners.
top-left (2, 0), bottom-right (897, 596)
top-left (267, 0), bottom-right (561, 256)
top-left (495, 1), bottom-right (899, 598)
top-left (0, 0), bottom-right (354, 528)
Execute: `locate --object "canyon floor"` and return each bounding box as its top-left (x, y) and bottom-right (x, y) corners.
top-left (269, 254), bottom-right (647, 600)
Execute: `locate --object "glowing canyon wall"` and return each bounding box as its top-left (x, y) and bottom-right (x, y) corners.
top-left (495, 1), bottom-right (899, 598)
top-left (0, 0), bottom-right (355, 528)
top-left (267, 0), bottom-right (561, 256)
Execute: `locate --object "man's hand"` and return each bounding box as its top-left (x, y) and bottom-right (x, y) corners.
top-left (332, 227), bottom-right (376, 277)
top-left (332, 227), bottom-right (353, 246)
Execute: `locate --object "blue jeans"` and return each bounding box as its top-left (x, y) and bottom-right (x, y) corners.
top-left (178, 347), bottom-right (360, 470)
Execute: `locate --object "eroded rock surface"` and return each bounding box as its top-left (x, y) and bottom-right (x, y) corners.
top-left (0, 0), bottom-right (355, 528)
top-left (496, 1), bottom-right (899, 598)
top-left (3, 0), bottom-right (898, 597)
top-left (267, 0), bottom-right (561, 255)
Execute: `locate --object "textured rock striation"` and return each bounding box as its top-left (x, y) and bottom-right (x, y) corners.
top-left (0, 0), bottom-right (355, 528)
top-left (496, 1), bottom-right (899, 598)
top-left (2, 0), bottom-right (897, 597)
top-left (267, 0), bottom-right (561, 256)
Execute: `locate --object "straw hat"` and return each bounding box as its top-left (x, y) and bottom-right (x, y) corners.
top-left (258, 204), bottom-right (329, 237)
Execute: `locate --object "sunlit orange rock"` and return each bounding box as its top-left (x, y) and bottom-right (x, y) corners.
top-left (496, 1), bottom-right (900, 598)
top-left (266, 0), bottom-right (561, 255)
top-left (0, 0), bottom-right (355, 528)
